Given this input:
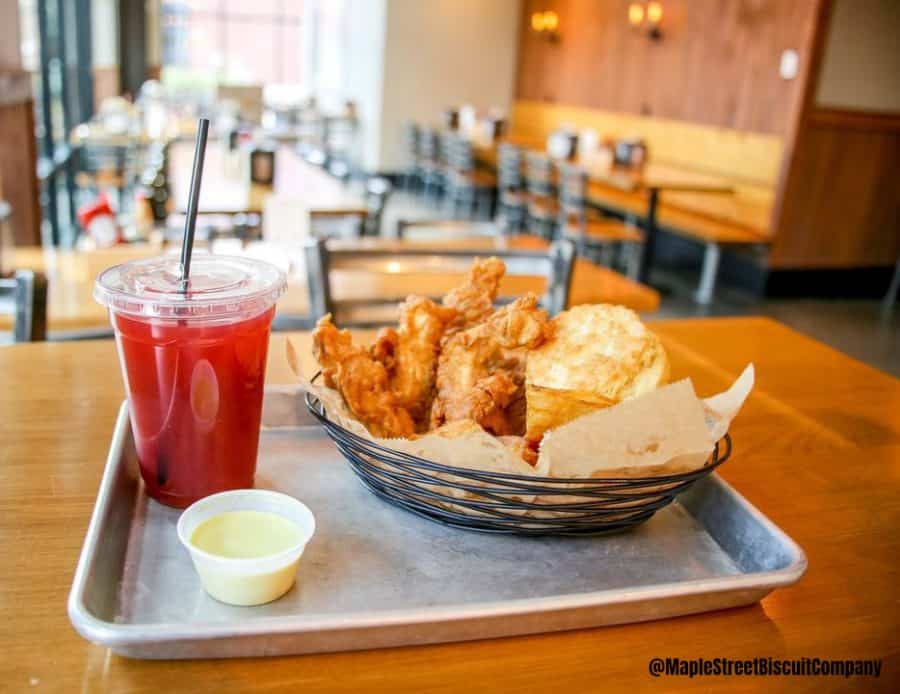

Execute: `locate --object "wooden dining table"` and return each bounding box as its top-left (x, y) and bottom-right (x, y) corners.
top-left (474, 133), bottom-right (735, 282)
top-left (1, 317), bottom-right (897, 691)
top-left (2, 236), bottom-right (660, 334)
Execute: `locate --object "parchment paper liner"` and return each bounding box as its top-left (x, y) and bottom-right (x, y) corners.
top-left (297, 345), bottom-right (754, 520)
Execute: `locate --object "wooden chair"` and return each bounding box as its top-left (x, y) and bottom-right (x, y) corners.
top-left (495, 144), bottom-right (528, 233)
top-left (557, 164), bottom-right (644, 279)
top-left (524, 151), bottom-right (558, 239)
top-left (302, 236), bottom-right (575, 327)
top-left (0, 270), bottom-right (48, 342)
top-left (444, 133), bottom-right (496, 220)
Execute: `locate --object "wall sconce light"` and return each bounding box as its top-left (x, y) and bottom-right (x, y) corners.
top-left (531, 10), bottom-right (561, 42)
top-left (628, 2), bottom-right (663, 41)
top-left (628, 3), bottom-right (644, 27)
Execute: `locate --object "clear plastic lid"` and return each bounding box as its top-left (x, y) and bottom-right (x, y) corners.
top-left (94, 254), bottom-right (287, 321)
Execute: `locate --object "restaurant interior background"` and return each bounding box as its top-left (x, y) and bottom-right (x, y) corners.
top-left (0, 0), bottom-right (897, 375)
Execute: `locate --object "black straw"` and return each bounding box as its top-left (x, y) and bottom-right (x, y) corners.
top-left (179, 118), bottom-right (210, 291)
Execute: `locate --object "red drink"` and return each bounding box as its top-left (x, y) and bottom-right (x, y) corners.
top-left (96, 255), bottom-right (285, 507)
top-left (113, 307), bottom-right (274, 506)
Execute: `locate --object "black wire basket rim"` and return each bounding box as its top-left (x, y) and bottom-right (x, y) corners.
top-left (304, 388), bottom-right (732, 485)
top-left (364, 483), bottom-right (658, 527)
top-left (343, 456), bottom-right (691, 505)
top-left (372, 489), bottom-right (651, 536)
top-left (344, 454), bottom-right (681, 515)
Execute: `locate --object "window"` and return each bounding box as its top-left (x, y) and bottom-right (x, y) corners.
top-left (306, 0), bottom-right (347, 108)
top-left (18, 0), bottom-right (94, 247)
top-left (161, 0), bottom-right (305, 86)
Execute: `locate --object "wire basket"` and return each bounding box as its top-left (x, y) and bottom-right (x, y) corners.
top-left (305, 390), bottom-right (732, 536)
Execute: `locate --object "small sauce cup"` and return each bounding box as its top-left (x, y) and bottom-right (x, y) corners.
top-left (177, 490), bottom-right (316, 606)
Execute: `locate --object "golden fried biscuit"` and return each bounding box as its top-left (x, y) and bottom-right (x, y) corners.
top-left (525, 304), bottom-right (669, 440)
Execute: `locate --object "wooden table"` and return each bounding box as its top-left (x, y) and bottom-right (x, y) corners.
top-left (474, 134), bottom-right (735, 282)
top-left (2, 237), bottom-right (659, 333)
top-left (169, 141), bottom-right (367, 219)
top-left (1, 318), bottom-right (897, 691)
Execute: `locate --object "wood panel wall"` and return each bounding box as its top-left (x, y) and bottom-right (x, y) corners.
top-left (0, 72), bottom-right (41, 247)
top-left (507, 100), bottom-right (781, 233)
top-left (769, 110), bottom-right (900, 268)
top-left (768, 0), bottom-right (900, 270)
top-left (516, 0), bottom-right (818, 136)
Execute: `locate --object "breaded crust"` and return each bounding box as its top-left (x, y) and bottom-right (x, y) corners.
top-left (525, 304), bottom-right (669, 440)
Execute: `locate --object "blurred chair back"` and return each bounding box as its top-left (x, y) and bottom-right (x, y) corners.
top-left (524, 151), bottom-right (559, 239)
top-left (401, 122), bottom-right (419, 166)
top-left (364, 177), bottom-right (393, 236)
top-left (439, 130), bottom-right (459, 169)
top-left (524, 151), bottom-right (554, 197)
top-left (419, 128), bottom-right (440, 164)
top-left (303, 236), bottom-right (575, 326)
top-left (399, 122), bottom-right (421, 192)
top-left (558, 164), bottom-right (589, 221)
top-left (497, 144), bottom-right (524, 191)
top-left (0, 270), bottom-right (48, 342)
top-left (446, 133), bottom-right (475, 173)
top-left (417, 128), bottom-right (445, 199)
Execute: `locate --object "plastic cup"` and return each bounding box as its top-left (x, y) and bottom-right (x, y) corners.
top-left (95, 254), bottom-right (286, 508)
top-left (177, 490), bottom-right (316, 606)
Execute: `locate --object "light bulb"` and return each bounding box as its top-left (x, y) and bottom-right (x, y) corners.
top-left (628, 3), bottom-right (645, 26)
top-left (544, 11), bottom-right (559, 31)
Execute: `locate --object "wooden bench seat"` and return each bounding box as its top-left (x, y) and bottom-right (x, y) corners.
top-left (586, 183), bottom-right (647, 217)
top-left (655, 205), bottom-right (769, 245)
top-left (588, 185), bottom-right (772, 303)
top-left (655, 206), bottom-right (770, 303)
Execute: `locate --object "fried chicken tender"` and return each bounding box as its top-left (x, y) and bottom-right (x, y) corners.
top-left (430, 294), bottom-right (552, 436)
top-left (313, 258), bottom-right (522, 438)
top-left (441, 256), bottom-right (505, 337)
top-left (312, 314), bottom-right (416, 438)
top-left (372, 296), bottom-right (457, 426)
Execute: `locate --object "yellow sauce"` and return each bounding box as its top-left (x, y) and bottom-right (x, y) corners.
top-left (188, 511), bottom-right (305, 606)
top-left (191, 511), bottom-right (302, 558)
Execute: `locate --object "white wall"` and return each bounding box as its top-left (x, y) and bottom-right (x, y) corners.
top-left (377, 0), bottom-right (521, 171)
top-left (307, 0), bottom-right (520, 171)
top-left (341, 0), bottom-right (388, 171)
top-left (815, 0), bottom-right (900, 112)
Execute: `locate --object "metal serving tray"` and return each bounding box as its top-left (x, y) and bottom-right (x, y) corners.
top-left (69, 389), bottom-right (806, 660)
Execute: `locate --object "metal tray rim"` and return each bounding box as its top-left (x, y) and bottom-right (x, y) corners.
top-left (68, 401), bottom-right (807, 650)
